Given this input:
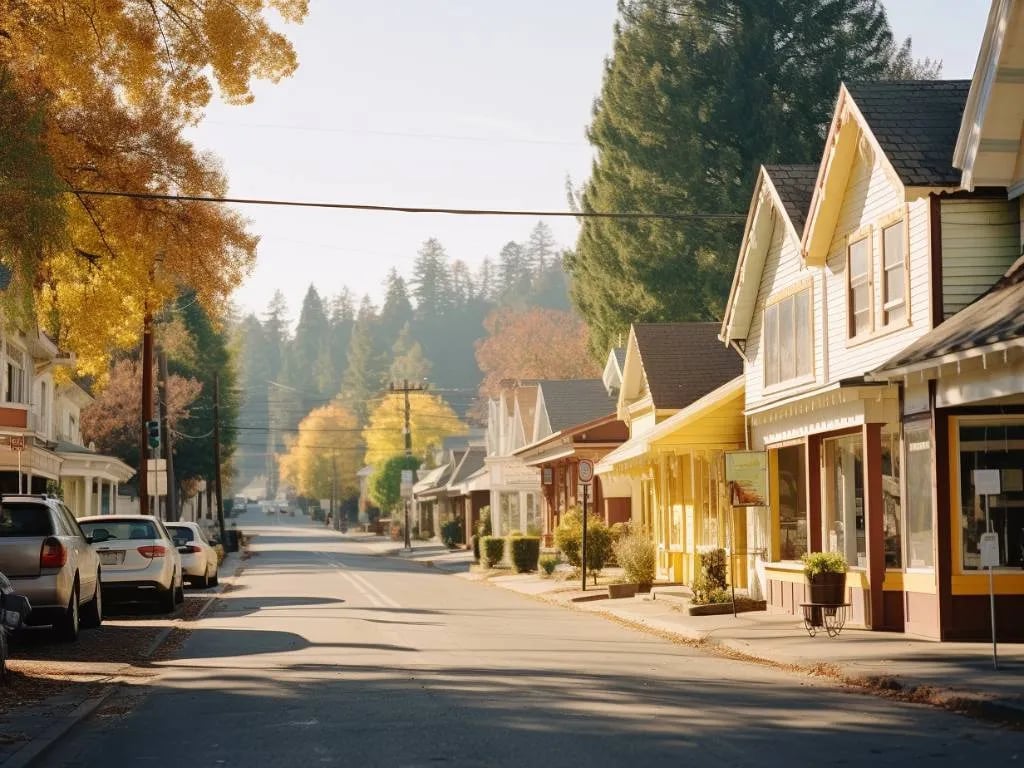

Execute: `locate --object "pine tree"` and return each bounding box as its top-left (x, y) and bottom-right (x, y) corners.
top-left (569, 0), bottom-right (923, 356)
top-left (389, 323), bottom-right (433, 383)
top-left (341, 296), bottom-right (386, 423)
top-left (287, 285), bottom-right (332, 400)
top-left (525, 221), bottom-right (557, 274)
top-left (378, 269), bottom-right (414, 347)
top-left (497, 241), bottom-right (530, 301)
top-left (410, 238), bottom-right (452, 317)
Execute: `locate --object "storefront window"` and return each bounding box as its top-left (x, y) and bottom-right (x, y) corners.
top-left (525, 493), bottom-right (541, 535)
top-left (499, 492), bottom-right (519, 535)
top-left (776, 445), bottom-right (807, 560)
top-left (904, 422), bottom-right (934, 568)
top-left (822, 434), bottom-right (865, 567)
top-left (958, 420), bottom-right (1024, 570)
top-left (882, 428), bottom-right (902, 568)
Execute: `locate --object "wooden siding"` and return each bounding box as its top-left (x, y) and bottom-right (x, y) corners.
top-left (745, 211), bottom-right (820, 407)
top-left (940, 198), bottom-right (1020, 318)
top-left (823, 147), bottom-right (933, 382)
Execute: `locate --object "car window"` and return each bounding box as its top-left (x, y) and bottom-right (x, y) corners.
top-left (156, 521), bottom-right (174, 543)
top-left (0, 503), bottom-right (55, 537)
top-left (57, 505), bottom-right (86, 540)
top-left (80, 520), bottom-right (158, 540)
top-left (167, 526), bottom-right (192, 547)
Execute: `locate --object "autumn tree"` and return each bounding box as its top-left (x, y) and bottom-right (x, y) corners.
top-left (0, 1), bottom-right (307, 375)
top-left (362, 393), bottom-right (467, 468)
top-left (475, 307), bottom-right (599, 400)
top-left (278, 400), bottom-right (361, 501)
top-left (81, 358), bottom-right (203, 471)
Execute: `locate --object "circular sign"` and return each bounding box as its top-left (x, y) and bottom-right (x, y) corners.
top-left (578, 458), bottom-right (595, 484)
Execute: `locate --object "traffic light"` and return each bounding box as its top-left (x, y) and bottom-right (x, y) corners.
top-left (146, 419), bottom-right (161, 450)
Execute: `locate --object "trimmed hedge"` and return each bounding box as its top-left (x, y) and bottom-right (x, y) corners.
top-left (509, 536), bottom-right (540, 573)
top-left (471, 534), bottom-right (480, 562)
top-left (440, 518), bottom-right (464, 549)
top-left (481, 536), bottom-right (505, 567)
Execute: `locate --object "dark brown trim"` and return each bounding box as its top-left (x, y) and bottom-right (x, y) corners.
top-left (864, 423), bottom-right (885, 630)
top-left (929, 194), bottom-right (944, 327)
top-left (807, 435), bottom-right (822, 553)
top-left (933, 383), bottom-right (954, 640)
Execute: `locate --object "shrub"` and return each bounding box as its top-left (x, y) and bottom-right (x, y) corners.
top-left (476, 509), bottom-right (492, 537)
top-left (539, 554), bottom-right (558, 576)
top-left (692, 547), bottom-right (728, 605)
top-left (612, 529), bottom-right (656, 588)
top-left (553, 508), bottom-right (612, 583)
top-left (440, 518), bottom-right (464, 549)
top-left (471, 534), bottom-right (481, 562)
top-left (481, 536), bottom-right (505, 567)
top-left (801, 551), bottom-right (848, 578)
top-left (509, 536), bottom-right (541, 573)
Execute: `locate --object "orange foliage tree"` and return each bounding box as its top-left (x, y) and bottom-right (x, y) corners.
top-left (0, 1), bottom-right (307, 375)
top-left (475, 307), bottom-right (599, 401)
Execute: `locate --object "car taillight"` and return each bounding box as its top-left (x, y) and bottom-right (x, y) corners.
top-left (40, 536), bottom-right (67, 568)
top-left (184, 545), bottom-right (202, 554)
top-left (137, 545), bottom-right (167, 559)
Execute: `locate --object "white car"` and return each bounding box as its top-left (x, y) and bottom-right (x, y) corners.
top-left (166, 522), bottom-right (219, 589)
top-left (78, 515), bottom-right (183, 613)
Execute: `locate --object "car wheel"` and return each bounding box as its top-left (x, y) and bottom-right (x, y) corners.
top-left (174, 572), bottom-right (185, 604)
top-left (209, 567), bottom-right (219, 587)
top-left (58, 583), bottom-right (80, 641)
top-left (0, 625), bottom-right (8, 679)
top-left (81, 575), bottom-right (103, 629)
top-left (198, 565), bottom-right (210, 589)
top-left (158, 578), bottom-right (176, 614)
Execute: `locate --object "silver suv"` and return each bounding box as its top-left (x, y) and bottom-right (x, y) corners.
top-left (0, 495), bottom-right (102, 640)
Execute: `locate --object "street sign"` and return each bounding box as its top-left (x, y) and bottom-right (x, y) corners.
top-left (578, 458), bottom-right (594, 485)
top-left (8, 436), bottom-right (25, 451)
top-left (400, 469), bottom-right (414, 499)
top-left (146, 458), bottom-right (168, 496)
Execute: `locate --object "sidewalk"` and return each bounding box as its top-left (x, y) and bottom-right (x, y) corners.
top-left (344, 531), bottom-right (474, 572)
top-left (466, 569), bottom-right (1024, 726)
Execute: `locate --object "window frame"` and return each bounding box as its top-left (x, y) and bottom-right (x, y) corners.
top-left (761, 281), bottom-right (815, 393)
top-left (846, 230), bottom-right (874, 340)
top-left (880, 215), bottom-right (910, 329)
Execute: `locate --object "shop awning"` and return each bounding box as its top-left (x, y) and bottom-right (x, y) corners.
top-left (596, 376), bottom-right (745, 475)
top-left (413, 464), bottom-right (451, 499)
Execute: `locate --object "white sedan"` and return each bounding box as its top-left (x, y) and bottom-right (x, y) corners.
top-left (166, 522), bottom-right (219, 589)
top-left (78, 515), bottom-right (184, 613)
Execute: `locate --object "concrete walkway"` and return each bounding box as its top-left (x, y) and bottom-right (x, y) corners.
top-left (463, 569), bottom-right (1024, 726)
top-left (341, 531), bottom-right (475, 571)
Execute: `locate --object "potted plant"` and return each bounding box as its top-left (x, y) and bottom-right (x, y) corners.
top-left (801, 552), bottom-right (848, 625)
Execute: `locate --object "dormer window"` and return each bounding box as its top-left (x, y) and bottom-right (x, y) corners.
top-left (763, 284), bottom-right (813, 389)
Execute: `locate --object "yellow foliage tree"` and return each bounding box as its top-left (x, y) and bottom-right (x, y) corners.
top-left (0, 1), bottom-right (306, 375)
top-left (278, 400), bottom-right (362, 502)
top-left (363, 393), bottom-right (468, 469)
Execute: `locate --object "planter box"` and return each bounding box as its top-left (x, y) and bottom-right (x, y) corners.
top-left (688, 599), bottom-right (767, 616)
top-left (608, 583), bottom-right (639, 599)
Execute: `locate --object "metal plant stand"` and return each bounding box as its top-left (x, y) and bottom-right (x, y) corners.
top-left (799, 603), bottom-right (852, 638)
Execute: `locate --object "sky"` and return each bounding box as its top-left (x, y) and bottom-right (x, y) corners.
top-left (184, 0), bottom-right (994, 323)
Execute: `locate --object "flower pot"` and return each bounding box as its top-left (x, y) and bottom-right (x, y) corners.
top-left (608, 583), bottom-right (638, 599)
top-left (807, 571), bottom-right (846, 606)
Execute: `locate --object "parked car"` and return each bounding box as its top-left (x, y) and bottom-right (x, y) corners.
top-left (165, 522), bottom-right (219, 589)
top-left (77, 515), bottom-right (184, 613)
top-left (1, 571), bottom-right (31, 678)
top-left (0, 494), bottom-right (102, 641)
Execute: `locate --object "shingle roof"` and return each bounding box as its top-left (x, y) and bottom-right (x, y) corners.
top-left (875, 255), bottom-right (1024, 373)
top-left (846, 80), bottom-right (970, 187)
top-left (763, 165), bottom-right (819, 233)
top-left (448, 446), bottom-right (486, 487)
top-left (537, 380), bottom-right (616, 433)
top-left (613, 348), bottom-right (626, 370)
top-left (632, 323), bottom-right (743, 410)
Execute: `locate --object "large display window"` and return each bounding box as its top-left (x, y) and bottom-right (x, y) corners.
top-left (822, 433), bottom-right (865, 566)
top-left (904, 421), bottom-right (934, 568)
top-left (776, 445), bottom-right (807, 560)
top-left (958, 419), bottom-right (1024, 571)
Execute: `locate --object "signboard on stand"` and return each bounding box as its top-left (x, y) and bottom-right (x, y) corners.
top-left (724, 450), bottom-right (769, 506)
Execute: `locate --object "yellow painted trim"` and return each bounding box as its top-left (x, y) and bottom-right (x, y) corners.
top-left (845, 569), bottom-right (870, 590)
top-left (951, 573), bottom-right (1024, 595)
top-left (769, 450), bottom-right (781, 562)
top-left (882, 571), bottom-right (903, 591)
top-left (764, 563), bottom-right (804, 584)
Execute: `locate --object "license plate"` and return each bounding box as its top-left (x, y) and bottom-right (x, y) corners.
top-left (99, 550), bottom-right (125, 566)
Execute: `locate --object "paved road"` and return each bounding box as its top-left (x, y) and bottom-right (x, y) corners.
top-left (44, 518), bottom-right (1023, 767)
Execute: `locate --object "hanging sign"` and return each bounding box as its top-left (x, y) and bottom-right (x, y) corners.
top-left (973, 469), bottom-right (1001, 496)
top-left (979, 532), bottom-right (1000, 569)
top-left (724, 450), bottom-right (769, 506)
top-left (577, 458), bottom-right (594, 485)
top-left (8, 436), bottom-right (25, 451)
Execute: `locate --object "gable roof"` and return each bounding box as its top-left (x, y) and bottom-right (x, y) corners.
top-left (762, 164), bottom-right (819, 234)
top-left (632, 323), bottom-right (743, 411)
top-left (872, 254), bottom-right (1024, 377)
top-left (447, 445), bottom-right (486, 488)
top-left (845, 80), bottom-right (971, 187)
top-left (721, 165), bottom-right (817, 344)
top-left (537, 379), bottom-right (616, 433)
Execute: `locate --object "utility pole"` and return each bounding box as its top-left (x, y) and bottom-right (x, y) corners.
top-left (213, 373), bottom-right (226, 546)
top-left (157, 345), bottom-right (177, 521)
top-left (139, 308), bottom-right (153, 516)
top-left (389, 379), bottom-right (425, 551)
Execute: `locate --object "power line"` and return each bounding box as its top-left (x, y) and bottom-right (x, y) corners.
top-left (68, 188), bottom-right (746, 221)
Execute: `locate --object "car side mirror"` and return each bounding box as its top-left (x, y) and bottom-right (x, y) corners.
top-left (209, 538), bottom-right (219, 546)
top-left (88, 530), bottom-right (109, 544)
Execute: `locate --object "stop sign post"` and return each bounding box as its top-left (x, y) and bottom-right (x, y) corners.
top-left (578, 459), bottom-right (594, 591)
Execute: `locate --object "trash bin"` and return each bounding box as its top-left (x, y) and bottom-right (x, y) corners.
top-left (223, 529), bottom-right (240, 553)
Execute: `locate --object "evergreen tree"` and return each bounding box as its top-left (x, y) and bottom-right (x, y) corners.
top-left (328, 289), bottom-right (356, 392)
top-left (389, 323), bottom-right (432, 383)
top-left (378, 269), bottom-right (414, 347)
top-left (569, 0), bottom-right (924, 356)
top-left (525, 221), bottom-right (557, 274)
top-left (475, 257), bottom-right (496, 303)
top-left (410, 238), bottom-right (452, 317)
top-left (449, 259), bottom-right (475, 307)
top-left (497, 241), bottom-right (530, 301)
top-left (341, 296), bottom-right (386, 423)
top-left (286, 285), bottom-right (332, 401)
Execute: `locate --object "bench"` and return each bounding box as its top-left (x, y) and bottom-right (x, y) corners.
top-left (799, 603), bottom-right (852, 638)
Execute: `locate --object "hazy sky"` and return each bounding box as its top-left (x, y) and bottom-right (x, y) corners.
top-left (184, 1), bottom-right (993, 322)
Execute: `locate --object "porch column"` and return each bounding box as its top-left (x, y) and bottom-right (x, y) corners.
top-left (863, 423), bottom-right (885, 630)
top-left (83, 475), bottom-right (93, 517)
